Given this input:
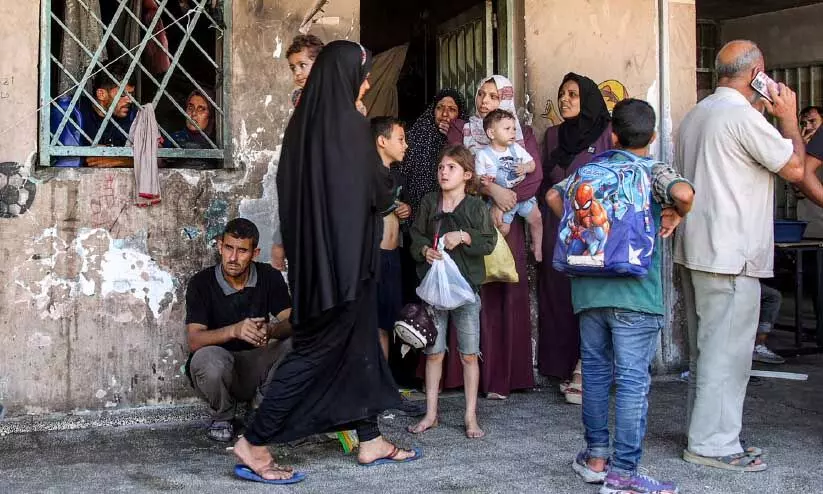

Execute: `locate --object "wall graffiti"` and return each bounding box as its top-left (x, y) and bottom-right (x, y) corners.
top-left (598, 79), bottom-right (630, 113)
top-left (0, 161), bottom-right (37, 218)
top-left (89, 173), bottom-right (129, 236)
top-left (541, 79), bottom-right (631, 127)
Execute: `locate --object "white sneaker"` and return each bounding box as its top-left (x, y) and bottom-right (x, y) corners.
top-left (753, 344), bottom-right (785, 364)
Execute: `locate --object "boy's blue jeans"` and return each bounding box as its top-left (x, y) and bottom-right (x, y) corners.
top-left (579, 308), bottom-right (663, 475)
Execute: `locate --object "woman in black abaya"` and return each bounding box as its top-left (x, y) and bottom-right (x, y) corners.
top-left (233, 40), bottom-right (420, 483)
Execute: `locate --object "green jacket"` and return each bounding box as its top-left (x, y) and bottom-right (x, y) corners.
top-left (410, 191), bottom-right (496, 291)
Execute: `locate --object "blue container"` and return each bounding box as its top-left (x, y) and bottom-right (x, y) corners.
top-left (774, 220), bottom-right (808, 243)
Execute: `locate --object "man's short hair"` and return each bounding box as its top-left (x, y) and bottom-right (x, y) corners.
top-left (612, 98), bottom-right (656, 149)
top-left (801, 106), bottom-right (823, 118)
top-left (286, 35), bottom-right (324, 59)
top-left (371, 116), bottom-right (403, 141)
top-left (92, 64), bottom-right (135, 92)
top-left (222, 218), bottom-right (260, 249)
top-left (715, 41), bottom-right (763, 79)
top-left (482, 109), bottom-right (515, 131)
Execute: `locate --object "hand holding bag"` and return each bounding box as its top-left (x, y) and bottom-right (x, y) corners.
top-left (416, 238), bottom-right (476, 310)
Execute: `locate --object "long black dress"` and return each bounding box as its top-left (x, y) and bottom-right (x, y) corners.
top-left (244, 40), bottom-right (401, 445)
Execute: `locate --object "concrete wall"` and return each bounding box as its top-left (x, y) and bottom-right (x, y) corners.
top-left (0, 3), bottom-right (39, 165)
top-left (721, 3), bottom-right (823, 68)
top-left (523, 0), bottom-right (696, 369)
top-left (0, 0), bottom-right (358, 416)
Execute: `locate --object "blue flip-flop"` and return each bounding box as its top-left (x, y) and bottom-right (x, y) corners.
top-left (359, 446), bottom-right (423, 467)
top-left (234, 464), bottom-right (307, 484)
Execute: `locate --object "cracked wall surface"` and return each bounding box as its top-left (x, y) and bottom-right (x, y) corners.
top-left (0, 0), bottom-right (359, 415)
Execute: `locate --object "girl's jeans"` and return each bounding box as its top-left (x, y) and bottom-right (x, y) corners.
top-left (579, 308), bottom-right (663, 475)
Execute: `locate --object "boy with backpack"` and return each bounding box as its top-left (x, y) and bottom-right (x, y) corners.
top-left (546, 98), bottom-right (694, 494)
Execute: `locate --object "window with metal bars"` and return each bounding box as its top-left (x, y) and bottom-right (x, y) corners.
top-left (696, 20), bottom-right (718, 102)
top-left (769, 63), bottom-right (823, 220)
top-left (39, 0), bottom-right (232, 169)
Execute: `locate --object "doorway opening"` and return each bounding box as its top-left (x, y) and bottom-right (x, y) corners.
top-left (361, 0), bottom-right (517, 124)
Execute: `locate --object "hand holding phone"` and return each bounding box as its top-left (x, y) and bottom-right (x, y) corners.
top-left (755, 73), bottom-right (798, 123)
top-left (751, 71), bottom-right (777, 103)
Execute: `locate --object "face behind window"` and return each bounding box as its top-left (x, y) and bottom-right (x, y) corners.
top-left (185, 94), bottom-right (211, 133)
top-left (97, 85), bottom-right (134, 119)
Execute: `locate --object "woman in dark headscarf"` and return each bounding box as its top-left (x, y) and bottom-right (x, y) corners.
top-left (165, 89), bottom-right (216, 147)
top-left (400, 89), bottom-right (468, 224)
top-left (232, 40), bottom-right (419, 484)
top-left (537, 72), bottom-right (612, 405)
top-left (396, 89), bottom-right (468, 305)
top-left (163, 89), bottom-right (217, 169)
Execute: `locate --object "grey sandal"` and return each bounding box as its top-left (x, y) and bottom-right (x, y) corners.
top-left (682, 449), bottom-right (767, 472)
top-left (207, 420), bottom-right (234, 442)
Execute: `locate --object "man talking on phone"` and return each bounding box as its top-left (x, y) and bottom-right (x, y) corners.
top-left (675, 40), bottom-right (806, 472)
top-left (185, 218), bottom-right (293, 442)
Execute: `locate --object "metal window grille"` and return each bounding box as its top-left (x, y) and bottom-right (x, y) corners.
top-left (769, 64), bottom-right (823, 219)
top-left (39, 0), bottom-right (232, 168)
top-left (437, 1), bottom-right (493, 117)
top-left (696, 20), bottom-right (718, 102)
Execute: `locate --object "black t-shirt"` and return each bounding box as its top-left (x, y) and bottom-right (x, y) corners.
top-left (809, 130), bottom-right (823, 161)
top-left (185, 262), bottom-right (291, 352)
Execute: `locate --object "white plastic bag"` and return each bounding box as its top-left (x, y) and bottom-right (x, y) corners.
top-left (416, 239), bottom-right (476, 310)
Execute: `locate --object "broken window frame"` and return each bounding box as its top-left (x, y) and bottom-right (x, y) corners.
top-left (38, 0), bottom-right (233, 168)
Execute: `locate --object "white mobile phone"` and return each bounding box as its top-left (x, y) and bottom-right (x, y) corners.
top-left (751, 71), bottom-right (776, 103)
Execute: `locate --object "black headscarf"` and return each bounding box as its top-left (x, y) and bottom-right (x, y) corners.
top-left (277, 40), bottom-right (382, 325)
top-left (400, 89), bottom-right (468, 223)
top-left (548, 73), bottom-right (611, 171)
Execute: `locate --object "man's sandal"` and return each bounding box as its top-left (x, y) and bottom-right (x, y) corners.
top-left (682, 449), bottom-right (767, 472)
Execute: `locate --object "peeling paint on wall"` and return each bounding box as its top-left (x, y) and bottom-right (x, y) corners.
top-left (101, 233), bottom-right (177, 319)
top-left (14, 228), bottom-right (177, 321)
top-left (238, 144), bottom-right (283, 263)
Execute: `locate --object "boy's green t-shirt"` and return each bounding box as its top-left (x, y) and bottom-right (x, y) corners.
top-left (570, 203), bottom-right (665, 316)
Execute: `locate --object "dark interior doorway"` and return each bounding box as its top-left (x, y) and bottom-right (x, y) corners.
top-left (361, 0), bottom-right (495, 124)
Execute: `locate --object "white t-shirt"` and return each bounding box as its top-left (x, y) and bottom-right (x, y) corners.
top-left (673, 87), bottom-right (794, 278)
top-left (475, 143), bottom-right (534, 189)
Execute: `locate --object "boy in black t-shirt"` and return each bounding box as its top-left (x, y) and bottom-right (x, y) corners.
top-left (185, 219), bottom-right (293, 442)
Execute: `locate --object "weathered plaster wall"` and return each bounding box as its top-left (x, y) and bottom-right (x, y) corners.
top-left (0, 2), bottom-right (38, 165)
top-left (524, 0), bottom-right (696, 369)
top-left (0, 0), bottom-right (358, 416)
top-left (721, 3), bottom-right (823, 68)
